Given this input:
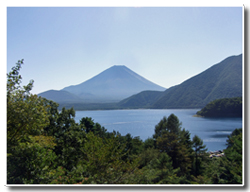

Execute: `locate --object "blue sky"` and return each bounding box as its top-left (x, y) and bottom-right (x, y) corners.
top-left (7, 7), bottom-right (243, 94)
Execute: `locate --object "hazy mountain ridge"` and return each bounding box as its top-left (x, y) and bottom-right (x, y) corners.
top-left (38, 65), bottom-right (166, 103)
top-left (39, 54), bottom-right (242, 109)
top-left (118, 90), bottom-right (164, 109)
top-left (38, 90), bottom-right (84, 103)
top-left (62, 65), bottom-right (166, 100)
top-left (123, 54), bottom-right (242, 109)
top-left (153, 54), bottom-right (242, 108)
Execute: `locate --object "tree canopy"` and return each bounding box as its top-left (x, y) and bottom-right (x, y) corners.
top-left (7, 60), bottom-right (243, 185)
top-left (196, 97), bottom-right (242, 117)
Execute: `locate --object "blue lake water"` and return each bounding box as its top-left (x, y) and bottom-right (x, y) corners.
top-left (74, 109), bottom-right (242, 152)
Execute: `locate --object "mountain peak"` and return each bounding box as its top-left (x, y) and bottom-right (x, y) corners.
top-left (108, 65), bottom-right (128, 71)
top-left (109, 65), bottom-right (131, 71)
top-left (112, 65), bottom-right (126, 67)
top-left (60, 65), bottom-right (166, 102)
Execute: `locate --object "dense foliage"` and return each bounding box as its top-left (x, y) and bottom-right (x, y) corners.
top-left (7, 60), bottom-right (243, 184)
top-left (196, 97), bottom-right (242, 117)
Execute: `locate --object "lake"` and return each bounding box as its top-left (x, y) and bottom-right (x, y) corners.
top-left (74, 109), bottom-right (242, 152)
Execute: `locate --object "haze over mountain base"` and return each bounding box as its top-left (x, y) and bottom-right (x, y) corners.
top-left (39, 54), bottom-right (242, 110)
top-left (38, 65), bottom-right (166, 103)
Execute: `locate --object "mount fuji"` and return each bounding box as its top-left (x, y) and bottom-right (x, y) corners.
top-left (38, 65), bottom-right (166, 103)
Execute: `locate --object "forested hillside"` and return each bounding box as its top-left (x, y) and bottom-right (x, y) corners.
top-left (118, 90), bottom-right (164, 109)
top-left (196, 97), bottom-right (242, 117)
top-left (117, 54), bottom-right (242, 110)
top-left (7, 60), bottom-right (242, 184)
top-left (152, 54), bottom-right (242, 108)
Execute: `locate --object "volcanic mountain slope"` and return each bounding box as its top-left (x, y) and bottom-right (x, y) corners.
top-left (61, 65), bottom-right (166, 102)
top-left (38, 65), bottom-right (166, 103)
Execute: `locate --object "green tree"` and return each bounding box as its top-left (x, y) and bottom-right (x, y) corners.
top-left (223, 128), bottom-right (242, 183)
top-left (155, 114), bottom-right (192, 178)
top-left (140, 152), bottom-right (183, 184)
top-left (7, 60), bottom-right (51, 149)
top-left (7, 136), bottom-right (57, 184)
top-left (192, 135), bottom-right (207, 177)
top-left (7, 60), bottom-right (57, 184)
top-left (166, 114), bottom-right (182, 134)
top-left (203, 128), bottom-right (242, 184)
top-left (143, 137), bottom-right (155, 149)
top-left (80, 132), bottom-right (138, 184)
top-left (80, 117), bottom-right (107, 138)
top-left (196, 97), bottom-right (242, 117)
top-left (138, 147), bottom-right (160, 169)
top-left (122, 134), bottom-right (144, 162)
top-left (44, 107), bottom-right (87, 172)
top-left (42, 103), bottom-right (90, 184)
top-left (153, 116), bottom-right (168, 139)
